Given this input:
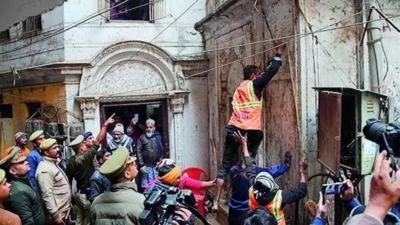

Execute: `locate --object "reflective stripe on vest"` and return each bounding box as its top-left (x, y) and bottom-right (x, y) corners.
top-left (228, 80), bottom-right (262, 130)
top-left (249, 187), bottom-right (286, 225)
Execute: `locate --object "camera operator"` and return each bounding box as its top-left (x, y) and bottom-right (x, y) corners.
top-left (343, 150), bottom-right (400, 225)
top-left (171, 208), bottom-right (195, 225)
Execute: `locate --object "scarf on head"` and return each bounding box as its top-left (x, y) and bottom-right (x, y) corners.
top-left (158, 166), bottom-right (181, 186)
top-left (253, 172), bottom-right (279, 201)
top-left (108, 134), bottom-right (133, 152)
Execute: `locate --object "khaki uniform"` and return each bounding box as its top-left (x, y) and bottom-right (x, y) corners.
top-left (0, 205), bottom-right (21, 225)
top-left (36, 156), bottom-right (71, 220)
top-left (90, 147), bottom-right (143, 225)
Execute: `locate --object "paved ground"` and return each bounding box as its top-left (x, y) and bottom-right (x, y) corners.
top-left (206, 213), bottom-right (221, 225)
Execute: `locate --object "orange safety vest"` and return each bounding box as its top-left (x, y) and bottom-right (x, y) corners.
top-left (228, 80), bottom-right (262, 130)
top-left (249, 187), bottom-right (286, 225)
top-left (1, 146), bottom-right (30, 159)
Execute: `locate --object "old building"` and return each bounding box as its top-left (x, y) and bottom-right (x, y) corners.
top-left (0, 0), bottom-right (210, 171)
top-left (196, 0), bottom-right (400, 224)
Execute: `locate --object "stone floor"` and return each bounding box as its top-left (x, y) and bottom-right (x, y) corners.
top-left (206, 213), bottom-right (221, 225)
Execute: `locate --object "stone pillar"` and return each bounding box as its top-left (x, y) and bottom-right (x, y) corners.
top-left (77, 97), bottom-right (100, 135)
top-left (171, 95), bottom-right (185, 168)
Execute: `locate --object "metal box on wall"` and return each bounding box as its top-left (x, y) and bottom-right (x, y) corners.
top-left (314, 88), bottom-right (388, 177)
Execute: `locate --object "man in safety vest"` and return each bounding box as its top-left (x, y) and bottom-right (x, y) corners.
top-left (213, 45), bottom-right (283, 212)
top-left (236, 131), bottom-right (307, 225)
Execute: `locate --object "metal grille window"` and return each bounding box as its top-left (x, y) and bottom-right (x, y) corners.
top-left (150, 0), bottom-right (166, 22)
top-left (22, 15), bottom-right (42, 33)
top-left (108, 0), bottom-right (165, 22)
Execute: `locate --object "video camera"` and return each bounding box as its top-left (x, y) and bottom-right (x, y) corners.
top-left (139, 187), bottom-right (204, 225)
top-left (363, 118), bottom-right (400, 157)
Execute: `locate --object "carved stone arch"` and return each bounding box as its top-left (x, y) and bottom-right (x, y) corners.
top-left (80, 41), bottom-right (179, 96)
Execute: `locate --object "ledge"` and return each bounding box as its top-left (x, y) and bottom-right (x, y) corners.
top-left (195, 0), bottom-right (239, 31)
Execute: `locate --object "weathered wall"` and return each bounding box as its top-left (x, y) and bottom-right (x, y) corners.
top-left (298, 0), bottom-right (363, 223)
top-left (199, 0), bottom-right (302, 221)
top-left (0, 6), bottom-right (65, 73)
top-left (0, 83), bottom-right (67, 153)
top-left (63, 0), bottom-right (206, 63)
top-left (0, 0), bottom-right (206, 73)
top-left (183, 76), bottom-right (210, 172)
top-left (376, 1), bottom-right (400, 123)
top-left (0, 0), bottom-right (64, 31)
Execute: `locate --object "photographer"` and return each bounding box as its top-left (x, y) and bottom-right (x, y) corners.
top-left (342, 150), bottom-right (400, 224)
top-left (339, 176), bottom-right (400, 224)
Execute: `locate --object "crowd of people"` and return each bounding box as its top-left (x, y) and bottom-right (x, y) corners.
top-left (0, 45), bottom-right (399, 225)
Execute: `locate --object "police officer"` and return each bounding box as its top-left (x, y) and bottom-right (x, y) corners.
top-left (66, 116), bottom-right (114, 225)
top-left (0, 168), bottom-right (21, 225)
top-left (1, 151), bottom-right (45, 225)
top-left (26, 130), bottom-right (46, 191)
top-left (36, 139), bottom-right (71, 225)
top-left (90, 147), bottom-right (145, 225)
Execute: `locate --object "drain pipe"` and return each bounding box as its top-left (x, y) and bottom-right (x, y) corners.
top-left (367, 1), bottom-right (383, 94)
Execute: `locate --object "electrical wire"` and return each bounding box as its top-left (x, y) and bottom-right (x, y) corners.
top-left (0, 1), bottom-right (152, 44)
top-left (317, 41), bottom-right (357, 87)
top-left (0, 8), bottom-right (395, 104)
top-left (1, 12), bottom-right (397, 102)
top-left (0, 0), bottom-right (131, 56)
top-left (381, 40), bottom-right (389, 81)
top-left (0, 8), bottom-right (392, 71)
top-left (78, 0), bottom-right (199, 97)
top-left (4, 7), bottom-right (390, 71)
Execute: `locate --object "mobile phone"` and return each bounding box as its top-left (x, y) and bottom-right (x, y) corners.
top-left (133, 113), bottom-right (139, 120)
top-left (323, 182), bottom-right (348, 195)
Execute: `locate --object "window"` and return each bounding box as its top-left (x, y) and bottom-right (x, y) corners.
top-left (109, 0), bottom-right (165, 22)
top-left (0, 104), bottom-right (13, 118)
top-left (22, 15), bottom-right (42, 34)
top-left (26, 102), bottom-right (41, 118)
top-left (0, 30), bottom-right (10, 43)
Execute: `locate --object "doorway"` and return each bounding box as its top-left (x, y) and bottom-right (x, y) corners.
top-left (100, 100), bottom-right (169, 157)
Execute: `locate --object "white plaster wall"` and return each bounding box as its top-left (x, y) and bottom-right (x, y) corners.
top-left (0, 0), bottom-right (206, 73)
top-left (63, 0), bottom-right (206, 62)
top-left (376, 1), bottom-right (400, 123)
top-left (298, 0), bottom-right (360, 205)
top-left (299, 1), bottom-right (359, 155)
top-left (182, 77), bottom-right (209, 173)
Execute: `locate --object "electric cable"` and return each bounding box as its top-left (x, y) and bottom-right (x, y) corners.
top-left (1, 9), bottom-right (397, 104)
top-left (0, 0), bottom-right (152, 44)
top-left (0, 0), bottom-right (131, 56)
top-left (1, 9), bottom-right (395, 72)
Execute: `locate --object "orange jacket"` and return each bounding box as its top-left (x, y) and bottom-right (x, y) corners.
top-left (228, 80), bottom-right (262, 130)
top-left (249, 187), bottom-right (286, 225)
top-left (1, 146), bottom-right (30, 159)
